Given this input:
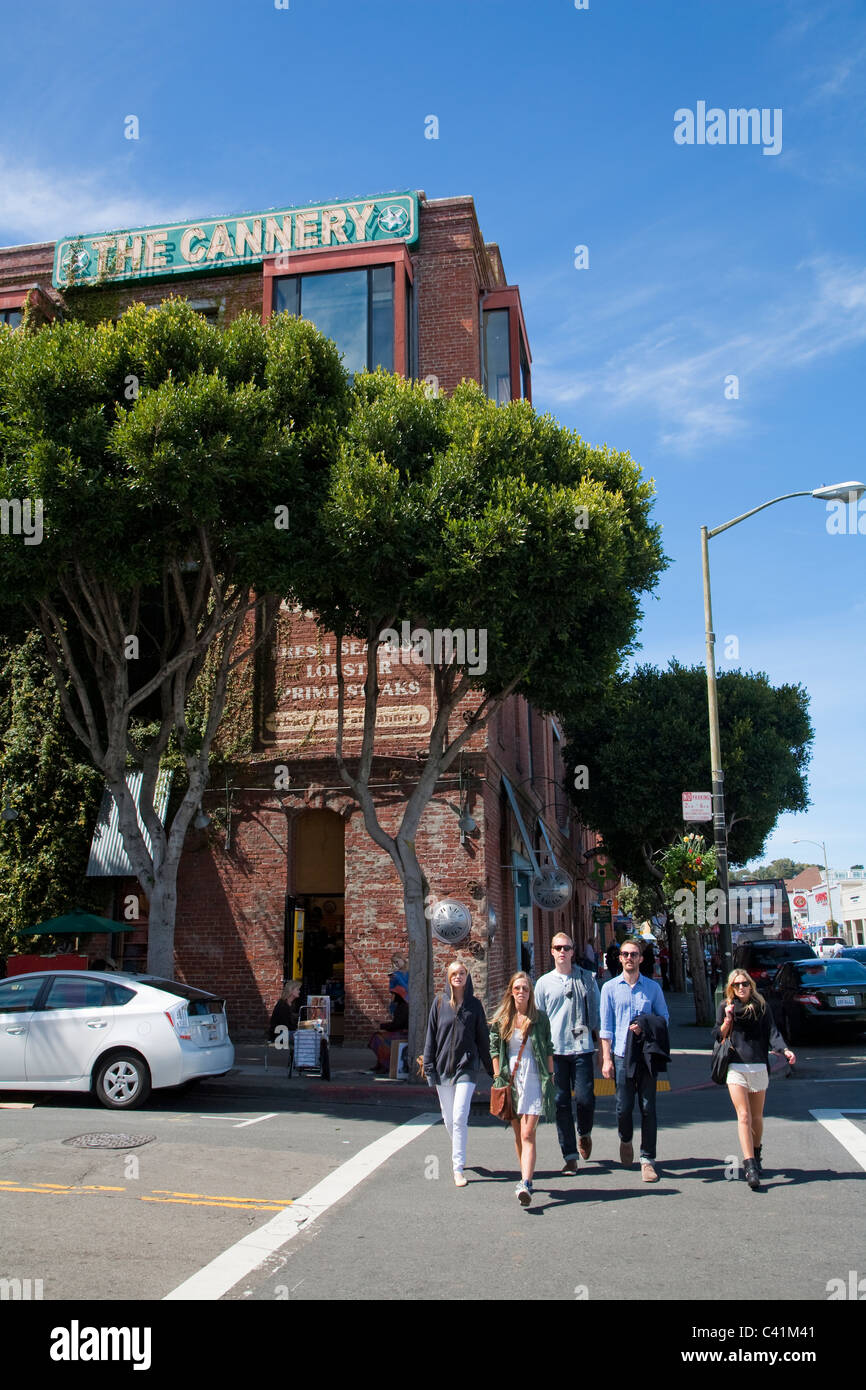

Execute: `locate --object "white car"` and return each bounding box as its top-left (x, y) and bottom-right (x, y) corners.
top-left (818, 936), bottom-right (847, 959)
top-left (0, 971), bottom-right (234, 1109)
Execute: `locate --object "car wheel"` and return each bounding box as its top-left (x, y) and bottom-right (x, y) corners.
top-left (94, 1051), bottom-right (152, 1110)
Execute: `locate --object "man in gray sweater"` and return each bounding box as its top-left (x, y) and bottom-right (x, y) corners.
top-left (534, 932), bottom-right (601, 1174)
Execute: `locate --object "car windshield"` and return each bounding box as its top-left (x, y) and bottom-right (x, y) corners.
top-left (796, 961), bottom-right (866, 983)
top-left (753, 944), bottom-right (814, 963)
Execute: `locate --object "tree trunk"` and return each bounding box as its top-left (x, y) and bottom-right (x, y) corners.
top-left (684, 925), bottom-right (713, 1025)
top-left (146, 871), bottom-right (178, 977)
top-left (401, 845), bottom-right (434, 1082)
top-left (667, 916), bottom-right (685, 992)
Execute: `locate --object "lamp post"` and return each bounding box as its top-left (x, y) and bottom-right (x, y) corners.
top-left (793, 837), bottom-right (837, 939)
top-left (702, 480), bottom-right (864, 986)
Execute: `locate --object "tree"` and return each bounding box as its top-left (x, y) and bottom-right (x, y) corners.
top-left (730, 859), bottom-right (814, 881)
top-left (0, 300), bottom-right (347, 974)
top-left (0, 631), bottom-right (105, 962)
top-left (563, 661), bottom-right (813, 1021)
top-left (292, 373), bottom-right (668, 1067)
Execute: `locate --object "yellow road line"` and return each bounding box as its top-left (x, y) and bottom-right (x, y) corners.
top-left (0, 1180), bottom-right (293, 1211)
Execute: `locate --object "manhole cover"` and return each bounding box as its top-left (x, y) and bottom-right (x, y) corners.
top-left (62, 1133), bottom-right (157, 1149)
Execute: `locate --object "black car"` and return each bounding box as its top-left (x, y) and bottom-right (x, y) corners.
top-left (733, 938), bottom-right (817, 990)
top-left (841, 946), bottom-right (866, 967)
top-left (767, 959), bottom-right (866, 1041)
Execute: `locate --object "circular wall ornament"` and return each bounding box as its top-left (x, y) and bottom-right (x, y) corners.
top-left (531, 867), bottom-right (573, 911)
top-left (430, 899), bottom-right (472, 945)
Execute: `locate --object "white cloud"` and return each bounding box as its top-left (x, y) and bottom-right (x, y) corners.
top-left (536, 256), bottom-right (866, 451)
top-left (0, 153), bottom-right (188, 242)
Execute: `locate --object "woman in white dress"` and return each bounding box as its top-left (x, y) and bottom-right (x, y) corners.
top-left (490, 972), bottom-right (555, 1207)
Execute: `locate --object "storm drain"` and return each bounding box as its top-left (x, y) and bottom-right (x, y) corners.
top-left (62, 1133), bottom-right (157, 1149)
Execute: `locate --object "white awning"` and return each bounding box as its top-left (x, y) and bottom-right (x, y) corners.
top-left (86, 770), bottom-right (172, 877)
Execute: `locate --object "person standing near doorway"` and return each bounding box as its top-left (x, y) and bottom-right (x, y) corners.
top-left (534, 933), bottom-right (600, 1175)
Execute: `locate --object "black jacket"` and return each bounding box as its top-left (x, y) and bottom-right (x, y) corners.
top-left (423, 975), bottom-right (493, 1084)
top-left (623, 1011), bottom-right (671, 1077)
top-left (712, 1000), bottom-right (787, 1065)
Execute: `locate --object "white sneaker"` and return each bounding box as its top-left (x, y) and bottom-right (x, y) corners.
top-left (453, 1171), bottom-right (468, 1187)
top-left (516, 1181), bottom-right (532, 1207)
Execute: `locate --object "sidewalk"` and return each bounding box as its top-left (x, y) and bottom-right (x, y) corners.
top-left (200, 990), bottom-right (780, 1105)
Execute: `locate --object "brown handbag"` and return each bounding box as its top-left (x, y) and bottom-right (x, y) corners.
top-left (489, 1026), bottom-right (530, 1124)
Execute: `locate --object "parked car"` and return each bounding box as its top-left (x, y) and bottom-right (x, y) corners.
top-left (766, 958), bottom-right (866, 1041)
top-left (733, 938), bottom-right (817, 989)
top-left (841, 946), bottom-right (866, 966)
top-left (0, 971), bottom-right (234, 1109)
top-left (818, 936), bottom-right (847, 958)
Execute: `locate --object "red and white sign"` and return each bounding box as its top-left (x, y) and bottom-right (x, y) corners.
top-left (682, 792), bottom-right (713, 823)
top-left (793, 894), bottom-right (807, 909)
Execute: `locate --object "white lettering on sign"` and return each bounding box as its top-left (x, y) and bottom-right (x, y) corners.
top-left (180, 226), bottom-right (207, 263)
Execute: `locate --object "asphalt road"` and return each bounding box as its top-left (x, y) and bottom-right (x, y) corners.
top-left (1, 1034), bottom-right (864, 1308)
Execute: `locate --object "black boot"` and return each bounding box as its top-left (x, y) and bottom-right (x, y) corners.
top-left (744, 1158), bottom-right (761, 1190)
top-left (754, 1144), bottom-right (762, 1173)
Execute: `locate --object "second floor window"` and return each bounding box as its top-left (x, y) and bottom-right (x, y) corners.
top-left (273, 265), bottom-right (394, 374)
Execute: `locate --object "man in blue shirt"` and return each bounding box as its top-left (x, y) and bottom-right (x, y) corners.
top-left (599, 936), bottom-right (670, 1182)
top-left (534, 932), bottom-right (601, 1174)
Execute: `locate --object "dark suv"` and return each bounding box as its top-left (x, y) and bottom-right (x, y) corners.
top-left (733, 938), bottom-right (817, 989)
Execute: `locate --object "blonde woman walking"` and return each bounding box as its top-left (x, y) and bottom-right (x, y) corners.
top-left (423, 962), bottom-right (493, 1187)
top-left (490, 972), bottom-right (555, 1207)
top-left (713, 969), bottom-right (795, 1191)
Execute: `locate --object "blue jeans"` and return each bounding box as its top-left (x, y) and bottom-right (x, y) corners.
top-left (614, 1055), bottom-right (658, 1162)
top-left (553, 1053), bottom-right (596, 1160)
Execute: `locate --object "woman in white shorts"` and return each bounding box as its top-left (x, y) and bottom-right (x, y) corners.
top-left (713, 970), bottom-right (796, 1190)
top-left (490, 973), bottom-right (555, 1208)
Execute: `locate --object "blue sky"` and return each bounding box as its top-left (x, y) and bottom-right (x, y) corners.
top-left (1, 0), bottom-right (863, 873)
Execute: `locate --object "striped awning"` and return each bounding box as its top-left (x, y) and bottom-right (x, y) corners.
top-left (86, 770), bottom-right (172, 877)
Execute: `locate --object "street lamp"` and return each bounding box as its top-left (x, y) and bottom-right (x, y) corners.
top-left (793, 838), bottom-right (837, 938)
top-left (702, 479), bottom-right (865, 985)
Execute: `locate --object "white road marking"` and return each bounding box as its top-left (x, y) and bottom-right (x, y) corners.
top-left (233, 1114), bottom-right (277, 1128)
top-left (810, 1109), bottom-right (866, 1173)
top-left (163, 1111), bottom-right (439, 1301)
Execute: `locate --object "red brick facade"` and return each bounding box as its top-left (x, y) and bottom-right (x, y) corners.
top-left (1, 191), bottom-right (601, 1040)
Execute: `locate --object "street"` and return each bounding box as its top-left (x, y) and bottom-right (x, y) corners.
top-left (2, 1004), bottom-right (864, 1306)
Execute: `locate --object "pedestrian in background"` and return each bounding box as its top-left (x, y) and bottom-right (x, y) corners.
top-left (534, 933), bottom-right (600, 1174)
top-left (489, 972), bottom-right (555, 1207)
top-left (713, 970), bottom-right (795, 1191)
top-left (605, 938), bottom-right (621, 980)
top-left (423, 962), bottom-right (493, 1187)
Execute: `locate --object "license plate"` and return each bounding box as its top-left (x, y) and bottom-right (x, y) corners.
top-left (834, 996), bottom-right (856, 1007)
top-left (204, 1024), bottom-right (219, 1039)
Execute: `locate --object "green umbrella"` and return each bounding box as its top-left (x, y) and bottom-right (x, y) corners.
top-left (19, 910), bottom-right (134, 936)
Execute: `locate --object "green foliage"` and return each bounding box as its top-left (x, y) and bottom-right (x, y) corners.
top-left (297, 373), bottom-right (668, 712)
top-left (565, 660), bottom-right (813, 884)
top-left (0, 298), bottom-right (348, 601)
top-left (658, 833), bottom-right (718, 901)
top-left (0, 632), bottom-right (105, 959)
top-left (730, 858), bottom-right (814, 882)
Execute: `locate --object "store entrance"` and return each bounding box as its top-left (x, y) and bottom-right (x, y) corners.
top-left (291, 810), bottom-right (345, 1042)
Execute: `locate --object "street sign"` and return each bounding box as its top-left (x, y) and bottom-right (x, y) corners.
top-left (592, 904), bottom-right (612, 924)
top-left (682, 791), bottom-right (712, 822)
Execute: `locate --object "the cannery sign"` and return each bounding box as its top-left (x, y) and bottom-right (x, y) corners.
top-left (53, 190), bottom-right (419, 288)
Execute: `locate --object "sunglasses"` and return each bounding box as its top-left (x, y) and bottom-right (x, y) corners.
top-left (620, 952), bottom-right (640, 959)
top-left (733, 981), bottom-right (751, 989)
top-left (552, 945), bottom-right (573, 952)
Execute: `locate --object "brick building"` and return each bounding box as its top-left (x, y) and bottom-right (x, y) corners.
top-left (0, 189), bottom-right (604, 1039)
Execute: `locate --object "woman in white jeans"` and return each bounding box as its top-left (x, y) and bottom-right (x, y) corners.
top-left (423, 961), bottom-right (493, 1187)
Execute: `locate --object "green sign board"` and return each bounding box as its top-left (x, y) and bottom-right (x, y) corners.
top-left (53, 190), bottom-right (420, 289)
top-left (592, 904), bottom-right (612, 924)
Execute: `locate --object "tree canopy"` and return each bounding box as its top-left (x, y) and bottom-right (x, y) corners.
top-left (564, 660), bottom-right (813, 887)
top-left (0, 299), bottom-right (348, 972)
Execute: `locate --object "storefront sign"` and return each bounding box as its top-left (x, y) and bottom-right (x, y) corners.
top-left (592, 903), bottom-right (612, 924)
top-left (53, 191), bottom-right (420, 288)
